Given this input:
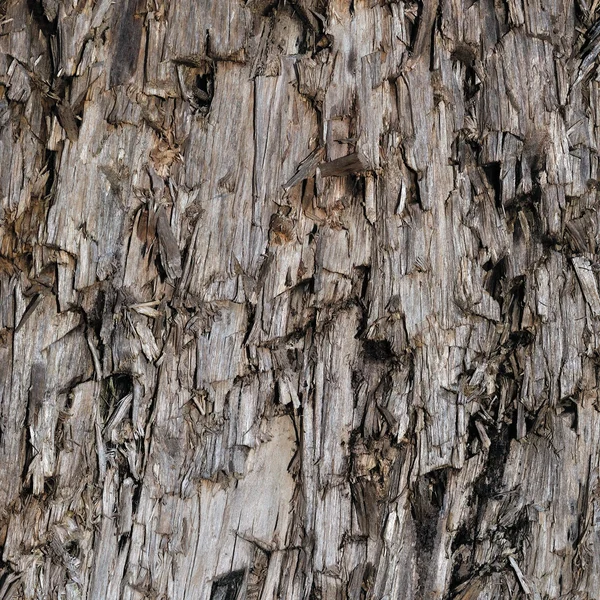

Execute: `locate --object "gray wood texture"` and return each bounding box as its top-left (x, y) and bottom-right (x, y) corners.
top-left (1, 0), bottom-right (600, 598)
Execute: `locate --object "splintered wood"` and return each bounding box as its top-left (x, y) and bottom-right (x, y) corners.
top-left (2, 0), bottom-right (600, 599)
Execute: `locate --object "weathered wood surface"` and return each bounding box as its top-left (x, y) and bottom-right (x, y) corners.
top-left (1, 1), bottom-right (600, 599)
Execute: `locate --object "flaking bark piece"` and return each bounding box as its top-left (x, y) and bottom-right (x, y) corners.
top-left (283, 146), bottom-right (325, 190)
top-left (156, 207), bottom-right (182, 280)
top-left (318, 151), bottom-right (371, 177)
top-left (55, 100), bottom-right (79, 142)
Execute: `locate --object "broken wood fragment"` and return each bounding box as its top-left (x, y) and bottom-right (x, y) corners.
top-left (155, 206), bottom-right (182, 280)
top-left (317, 151), bottom-right (371, 177)
top-left (2, 2), bottom-right (600, 599)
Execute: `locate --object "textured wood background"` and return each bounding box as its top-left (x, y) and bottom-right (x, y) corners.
top-left (1, 0), bottom-right (600, 598)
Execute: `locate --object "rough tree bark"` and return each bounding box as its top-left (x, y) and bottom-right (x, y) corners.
top-left (1, 0), bottom-right (600, 599)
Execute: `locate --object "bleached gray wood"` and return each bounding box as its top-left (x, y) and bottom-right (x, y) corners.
top-left (2, 1), bottom-right (600, 599)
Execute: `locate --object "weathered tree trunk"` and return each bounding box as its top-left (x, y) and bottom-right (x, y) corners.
top-left (2, 0), bottom-right (600, 598)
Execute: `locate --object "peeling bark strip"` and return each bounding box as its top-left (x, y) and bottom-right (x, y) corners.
top-left (155, 206), bottom-right (182, 280)
top-left (318, 151), bottom-right (371, 177)
top-left (283, 146), bottom-right (325, 190)
top-left (3, 1), bottom-right (600, 599)
top-left (109, 0), bottom-right (144, 87)
top-left (55, 100), bottom-right (79, 142)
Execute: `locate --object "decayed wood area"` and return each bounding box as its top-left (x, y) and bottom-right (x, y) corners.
top-left (1, 0), bottom-right (600, 598)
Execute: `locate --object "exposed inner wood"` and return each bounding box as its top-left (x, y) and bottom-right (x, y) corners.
top-left (1, 1), bottom-right (600, 599)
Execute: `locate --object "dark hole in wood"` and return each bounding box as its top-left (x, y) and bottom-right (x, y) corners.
top-left (43, 149), bottom-right (57, 198)
top-left (195, 73), bottom-right (210, 95)
top-left (451, 521), bottom-right (473, 554)
top-left (26, 0), bottom-right (57, 36)
top-left (210, 569), bottom-right (245, 600)
top-left (109, 374), bottom-right (133, 400)
top-left (131, 477), bottom-right (142, 513)
top-left (272, 379), bottom-right (281, 404)
top-left (44, 476), bottom-right (56, 495)
top-left (515, 157), bottom-right (522, 193)
top-left (463, 64), bottom-right (480, 101)
top-left (87, 289), bottom-right (106, 339)
top-left (567, 519), bottom-right (579, 543)
top-left (64, 391), bottom-right (75, 412)
top-left (100, 373), bottom-right (133, 421)
top-left (362, 339), bottom-right (394, 362)
top-left (483, 256), bottom-right (506, 307)
top-left (406, 165), bottom-right (422, 207)
top-left (286, 348), bottom-right (299, 369)
top-left (508, 329), bottom-right (534, 347)
top-left (357, 265), bottom-right (370, 302)
top-left (529, 153), bottom-right (546, 179)
top-left (408, 0), bottom-right (424, 53)
top-left (465, 415), bottom-right (480, 457)
top-left (507, 274), bottom-right (526, 303)
top-left (64, 541), bottom-right (80, 558)
top-left (189, 66), bottom-right (214, 114)
top-left (482, 162), bottom-right (502, 208)
top-left (427, 468), bottom-right (449, 509)
top-left (558, 396), bottom-right (578, 430)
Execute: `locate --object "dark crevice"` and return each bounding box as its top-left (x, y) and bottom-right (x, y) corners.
top-left (448, 513), bottom-right (477, 593)
top-left (131, 480), bottom-right (142, 513)
top-left (411, 467), bottom-right (451, 593)
top-left (210, 569), bottom-right (246, 600)
top-left (308, 580), bottom-right (321, 600)
top-left (43, 148), bottom-right (57, 198)
top-left (185, 61), bottom-right (214, 114)
top-left (0, 562), bottom-right (18, 595)
top-left (88, 289), bottom-right (106, 340)
top-left (482, 162), bottom-right (502, 209)
top-left (451, 43), bottom-right (478, 100)
top-left (100, 373), bottom-right (134, 422)
top-left (26, 0), bottom-right (57, 38)
top-left (558, 396), bottom-right (578, 431)
top-left (464, 63), bottom-right (480, 100)
top-left (473, 423), bottom-right (512, 501)
top-left (411, 470), bottom-right (449, 547)
top-left (501, 506), bottom-right (530, 549)
top-left (409, 1), bottom-right (425, 54)
top-left (465, 414), bottom-right (481, 458)
top-left (43, 475), bottom-right (56, 496)
top-left (508, 329), bottom-right (534, 347)
top-left (353, 266), bottom-right (371, 338)
top-left (195, 72), bottom-right (213, 102)
top-left (429, 2), bottom-right (440, 71)
top-left (117, 533), bottom-right (129, 553)
top-left (515, 157), bottom-right (522, 192)
top-left (483, 256), bottom-right (506, 308)
top-left (358, 266), bottom-right (370, 302)
top-left (362, 339), bottom-right (394, 362)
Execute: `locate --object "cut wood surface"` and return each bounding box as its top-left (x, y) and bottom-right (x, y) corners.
top-left (1, 1), bottom-right (600, 599)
